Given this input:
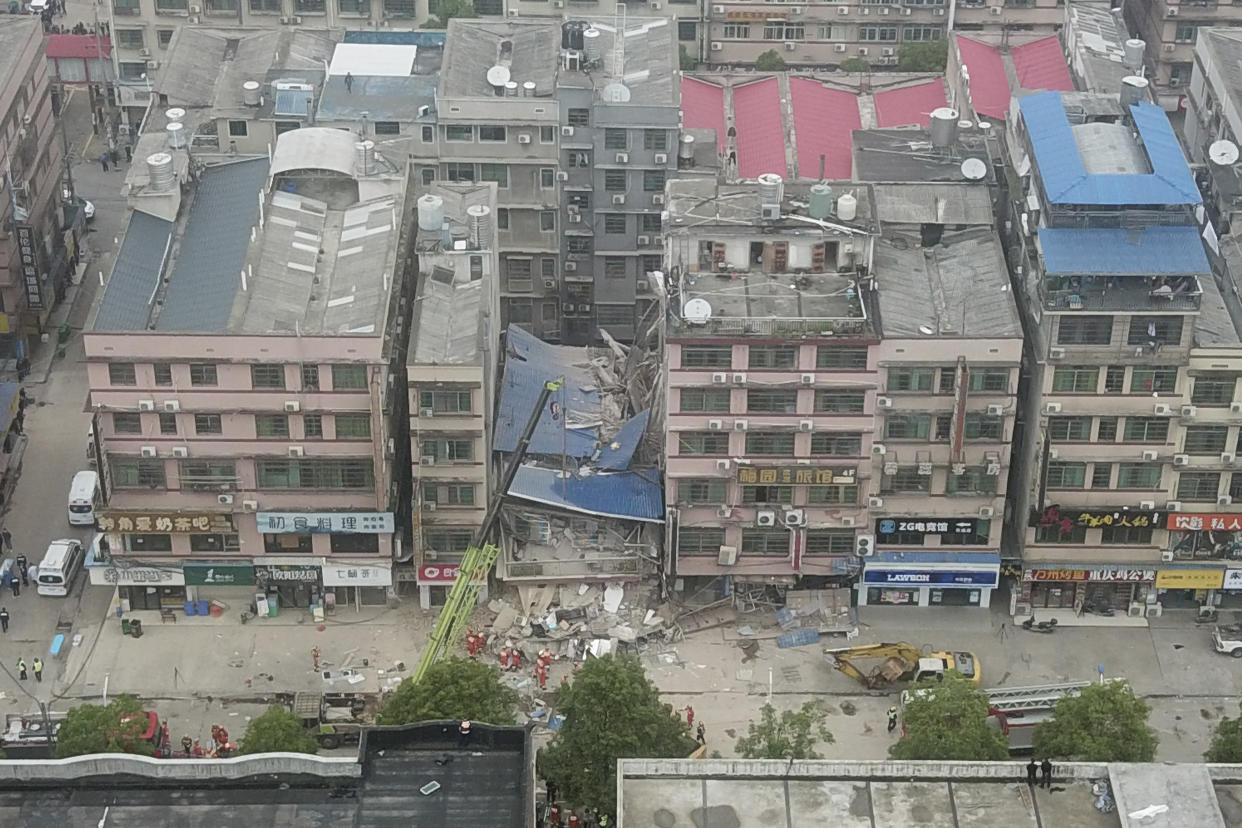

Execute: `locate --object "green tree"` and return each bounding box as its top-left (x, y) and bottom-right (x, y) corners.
top-left (897, 40), bottom-right (949, 72)
top-left (378, 657), bottom-right (518, 726)
top-left (754, 50), bottom-right (787, 71)
top-left (735, 701), bottom-right (834, 760)
top-left (422, 0), bottom-right (476, 29)
top-left (1206, 701), bottom-right (1242, 762)
top-left (1033, 681), bottom-right (1157, 762)
top-left (679, 44), bottom-right (696, 71)
top-left (237, 705), bottom-right (320, 756)
top-left (539, 656), bottom-right (696, 816)
top-left (889, 673), bottom-right (1009, 761)
top-left (839, 57), bottom-right (871, 73)
top-left (54, 695), bottom-right (154, 758)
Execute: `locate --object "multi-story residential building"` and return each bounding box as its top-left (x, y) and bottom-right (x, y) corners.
top-left (85, 126), bottom-right (415, 612)
top-left (438, 18), bottom-right (678, 345)
top-left (407, 181), bottom-right (500, 608)
top-left (1184, 27), bottom-right (1242, 233)
top-left (1123, 0), bottom-right (1242, 109)
top-left (663, 176), bottom-right (880, 596)
top-left (0, 19), bottom-right (73, 357)
top-left (947, 33), bottom-right (1074, 121)
top-left (1063, 2), bottom-right (1144, 96)
top-left (1005, 90), bottom-right (1242, 616)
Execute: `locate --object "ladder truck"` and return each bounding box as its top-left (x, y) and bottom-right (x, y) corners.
top-left (900, 680), bottom-right (1097, 752)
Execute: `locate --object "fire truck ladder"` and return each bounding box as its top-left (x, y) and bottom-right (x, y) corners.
top-left (411, 542), bottom-right (500, 685)
top-left (984, 681), bottom-right (1092, 712)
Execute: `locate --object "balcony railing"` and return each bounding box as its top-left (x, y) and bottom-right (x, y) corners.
top-left (1042, 275), bottom-right (1202, 312)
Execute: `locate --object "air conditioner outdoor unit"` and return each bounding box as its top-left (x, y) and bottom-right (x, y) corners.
top-left (857, 47), bottom-right (869, 56)
top-left (882, 48), bottom-right (894, 56)
top-left (420, 408), bottom-right (435, 418)
top-left (139, 48), bottom-right (150, 57)
top-left (652, 194), bottom-right (665, 205)
top-left (711, 41), bottom-right (723, 51)
top-left (756, 510), bottom-right (777, 527)
top-left (785, 41), bottom-right (796, 51)
top-left (1161, 550), bottom-right (1175, 562)
top-left (834, 44), bottom-right (847, 53)
top-left (146, 60), bottom-right (159, 70)
top-left (578, 304), bottom-right (591, 313)
top-left (1166, 501), bottom-right (1182, 511)
top-left (556, 171), bottom-right (569, 181)
top-left (421, 456), bottom-right (436, 466)
top-left (790, 5), bottom-right (802, 13)
top-left (1181, 405), bottom-right (1198, 418)
top-left (732, 372), bottom-right (747, 384)
top-left (709, 419), bottom-right (724, 431)
top-left (716, 459), bottom-right (731, 471)
top-left (1154, 404), bottom-right (1172, 415)
top-left (242, 500), bottom-right (258, 512)
top-left (917, 462), bottom-right (932, 475)
top-left (799, 420), bottom-right (814, 432)
top-left (783, 509), bottom-right (805, 526)
top-left (711, 372), bottom-right (728, 384)
top-left (800, 373), bottom-right (815, 385)
top-left (733, 419), bottom-right (749, 431)
top-left (1166, 6), bottom-right (1178, 14)
top-left (987, 404), bottom-right (1004, 416)
top-left (873, 443), bottom-right (887, 455)
top-left (654, 153), bottom-right (668, 164)
top-left (613, 194), bottom-right (626, 205)
top-left (868, 496), bottom-right (884, 508)
top-left (1224, 453), bottom-right (1237, 464)
top-left (1142, 450), bottom-right (1159, 461)
top-left (712, 3), bottom-right (724, 11)
top-left (288, 446), bottom-right (305, 457)
top-left (990, 5), bottom-right (1001, 13)
top-left (1044, 402), bottom-right (1062, 414)
top-left (1232, 402), bottom-right (1242, 414)
top-left (1174, 454), bottom-right (1190, 466)
top-left (562, 126), bottom-right (575, 136)
top-left (171, 446), bottom-right (189, 458)
top-left (1163, 43), bottom-right (1175, 52)
top-left (518, 133), bottom-right (531, 144)
top-left (284, 401), bottom-right (300, 412)
top-left (423, 502), bottom-right (437, 511)
top-left (986, 462), bottom-right (1001, 476)
top-left (140, 446), bottom-right (157, 458)
top-left (716, 505), bottom-right (732, 518)
top-left (884, 461), bottom-right (899, 476)
top-left (979, 506), bottom-right (995, 518)
top-left (615, 152), bottom-right (629, 164)
top-left (717, 544), bottom-right (738, 565)
top-left (841, 516), bottom-right (856, 527)
top-left (1049, 347), bottom-right (1066, 359)
top-left (637, 235), bottom-right (650, 246)
top-left (901, 6), bottom-right (911, 13)
top-left (838, 5), bottom-right (849, 12)
top-left (163, 400), bottom-right (180, 412)
top-left (1140, 500), bottom-right (1156, 510)
top-left (1221, 495), bottom-right (1234, 506)
top-left (855, 534), bottom-right (875, 556)
top-left (189, 4), bottom-right (200, 11)
top-left (1047, 448), bottom-right (1059, 459)
top-left (218, 494), bottom-right (234, 505)
top-left (138, 400), bottom-right (155, 411)
top-left (934, 7), bottom-right (945, 13)
top-left (544, 279), bottom-right (556, 289)
top-left (876, 396), bottom-right (892, 408)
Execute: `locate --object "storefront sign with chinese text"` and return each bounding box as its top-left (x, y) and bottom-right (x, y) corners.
top-left (257, 512), bottom-right (394, 534)
top-left (737, 467), bottom-right (855, 485)
top-left (323, 564), bottom-right (393, 587)
top-left (1167, 513), bottom-right (1242, 532)
top-left (183, 563), bottom-right (255, 586)
top-left (89, 566), bottom-right (185, 586)
top-left (1154, 569), bottom-right (1224, 589)
top-left (97, 512), bottom-right (233, 533)
top-left (16, 226), bottom-right (42, 311)
top-left (1029, 505), bottom-right (1164, 531)
top-left (726, 9), bottom-right (786, 19)
top-left (876, 517), bottom-right (981, 543)
top-left (255, 564), bottom-right (320, 584)
top-left (1024, 567), bottom-right (1156, 582)
top-left (863, 569), bottom-right (998, 587)
top-left (418, 564), bottom-right (488, 584)
top-left (1224, 569), bottom-right (1242, 590)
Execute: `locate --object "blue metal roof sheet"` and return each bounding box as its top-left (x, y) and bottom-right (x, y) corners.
top-left (1038, 226), bottom-right (1209, 275)
top-left (93, 211), bottom-right (173, 331)
top-left (870, 551), bottom-right (1001, 565)
top-left (156, 158), bottom-right (270, 332)
top-left (507, 465), bottom-right (664, 522)
top-left (1020, 92), bottom-right (1200, 206)
top-left (493, 326), bottom-right (601, 457)
top-left (598, 410), bottom-right (649, 471)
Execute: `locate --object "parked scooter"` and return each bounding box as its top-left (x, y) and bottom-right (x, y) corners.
top-left (1021, 616), bottom-right (1058, 634)
top-left (1195, 606), bottom-right (1220, 624)
top-left (1082, 600), bottom-right (1115, 617)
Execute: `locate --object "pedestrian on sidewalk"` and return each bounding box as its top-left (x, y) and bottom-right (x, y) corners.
top-left (311, 646), bottom-right (321, 671)
top-left (887, 706), bottom-right (898, 733)
top-left (1026, 758), bottom-right (1037, 786)
top-left (32, 657), bottom-right (42, 682)
top-left (100, 153), bottom-right (109, 173)
top-left (1, 528), bottom-right (11, 553)
top-left (696, 722), bottom-right (706, 745)
top-left (0, 607), bottom-right (8, 633)
top-left (16, 657), bottom-right (26, 681)
top-left (15, 555), bottom-right (27, 586)
top-left (684, 705), bottom-right (695, 728)
top-left (10, 574), bottom-right (19, 597)
top-left (1040, 757), bottom-right (1052, 788)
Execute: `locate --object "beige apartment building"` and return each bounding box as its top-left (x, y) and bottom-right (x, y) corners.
top-left (1124, 0), bottom-right (1242, 109)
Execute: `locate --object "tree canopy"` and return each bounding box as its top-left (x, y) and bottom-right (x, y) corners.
top-left (1033, 681), bottom-right (1157, 762)
top-left (422, 0), bottom-right (476, 29)
top-left (237, 705), bottom-right (320, 756)
top-left (1206, 700), bottom-right (1242, 762)
top-left (378, 657), bottom-right (518, 726)
top-left (735, 701), bottom-right (834, 760)
top-left (54, 695), bottom-right (155, 759)
top-left (755, 50), bottom-right (787, 71)
top-left (889, 673), bottom-right (1009, 761)
top-left (897, 40), bottom-right (949, 72)
top-left (539, 656), bottom-right (696, 817)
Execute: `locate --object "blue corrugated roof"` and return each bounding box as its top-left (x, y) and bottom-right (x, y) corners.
top-left (494, 327), bottom-right (601, 457)
top-left (1039, 226), bottom-right (1209, 275)
top-left (508, 465), bottom-right (664, 522)
top-left (870, 551), bottom-right (1001, 565)
top-left (156, 158), bottom-right (270, 332)
top-left (93, 211), bottom-right (173, 331)
top-left (598, 410), bottom-right (649, 471)
top-left (1020, 92), bottom-right (1200, 206)
top-left (342, 30), bottom-right (446, 46)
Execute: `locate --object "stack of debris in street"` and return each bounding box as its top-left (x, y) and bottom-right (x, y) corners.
top-left (723, 589), bottom-right (858, 649)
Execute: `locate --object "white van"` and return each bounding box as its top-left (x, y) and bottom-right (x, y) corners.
top-left (67, 470), bottom-right (98, 526)
top-left (37, 539), bottom-right (84, 597)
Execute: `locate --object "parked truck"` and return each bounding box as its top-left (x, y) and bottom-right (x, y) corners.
top-left (293, 692), bottom-right (371, 749)
top-left (1, 708), bottom-right (165, 759)
top-left (823, 642), bottom-right (981, 689)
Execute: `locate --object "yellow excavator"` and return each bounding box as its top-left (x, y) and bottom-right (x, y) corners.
top-left (823, 642), bottom-right (981, 689)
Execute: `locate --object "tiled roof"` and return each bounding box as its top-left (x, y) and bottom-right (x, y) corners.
top-left (873, 79), bottom-right (947, 128)
top-left (956, 36), bottom-right (1010, 119)
top-left (93, 211), bottom-right (173, 332)
top-left (733, 78), bottom-right (787, 178)
top-left (680, 78), bottom-right (726, 152)
top-left (1011, 36), bottom-right (1074, 93)
top-left (46, 34), bottom-right (110, 60)
top-left (789, 77), bottom-right (858, 180)
top-left (1038, 227), bottom-right (1210, 275)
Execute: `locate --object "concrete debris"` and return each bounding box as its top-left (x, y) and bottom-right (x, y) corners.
top-left (491, 605), bottom-right (519, 634)
top-left (602, 584), bottom-right (624, 614)
top-left (588, 639), bottom-right (614, 658)
top-left (609, 625), bottom-right (637, 643)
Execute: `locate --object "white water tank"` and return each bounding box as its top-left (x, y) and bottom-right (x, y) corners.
top-left (467, 204), bottom-right (492, 249)
top-left (417, 194), bottom-right (445, 232)
top-left (836, 192), bottom-right (857, 222)
top-left (929, 107), bottom-right (959, 148)
top-left (147, 152), bottom-right (174, 190)
top-left (355, 140), bottom-right (375, 175)
top-left (757, 172), bottom-right (783, 204)
top-left (242, 81), bottom-right (262, 107)
top-left (583, 28), bottom-right (602, 64)
top-left (1123, 39), bottom-right (1146, 72)
top-left (808, 184), bottom-right (833, 219)
top-left (165, 107), bottom-right (186, 124)
top-left (1120, 75), bottom-right (1149, 108)
top-left (166, 122), bottom-right (186, 148)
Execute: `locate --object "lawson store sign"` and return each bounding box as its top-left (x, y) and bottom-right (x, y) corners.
top-left (863, 569), bottom-right (999, 587)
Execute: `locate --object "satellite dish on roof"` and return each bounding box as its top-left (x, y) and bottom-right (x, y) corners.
top-left (961, 157), bottom-right (988, 181)
top-left (486, 65), bottom-right (511, 87)
top-left (1210, 140), bottom-right (1240, 166)
top-left (683, 298), bottom-right (712, 325)
top-left (602, 82), bottom-right (631, 103)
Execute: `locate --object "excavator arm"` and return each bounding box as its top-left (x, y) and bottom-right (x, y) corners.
top-left (823, 642), bottom-right (926, 689)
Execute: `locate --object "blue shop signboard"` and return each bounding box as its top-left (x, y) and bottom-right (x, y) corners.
top-left (864, 569), bottom-right (999, 587)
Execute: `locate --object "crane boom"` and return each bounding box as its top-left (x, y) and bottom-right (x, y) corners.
top-left (411, 377), bottom-right (564, 684)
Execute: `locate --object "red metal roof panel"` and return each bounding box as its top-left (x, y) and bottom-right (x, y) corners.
top-left (734, 78), bottom-right (788, 178)
top-left (680, 78), bottom-right (726, 152)
top-left (956, 36), bottom-right (1009, 120)
top-left (788, 77), bottom-right (859, 180)
top-left (45, 34), bottom-right (111, 60)
top-left (1011, 36), bottom-right (1075, 93)
top-left (873, 79), bottom-right (948, 128)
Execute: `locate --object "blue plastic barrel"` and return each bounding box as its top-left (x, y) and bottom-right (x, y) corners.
top-left (197, 600), bottom-right (209, 616)
top-left (184, 600), bottom-right (197, 616)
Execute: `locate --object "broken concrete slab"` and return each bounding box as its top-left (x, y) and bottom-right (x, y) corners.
top-left (491, 605), bottom-right (519, 634)
top-left (603, 584), bottom-right (624, 614)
